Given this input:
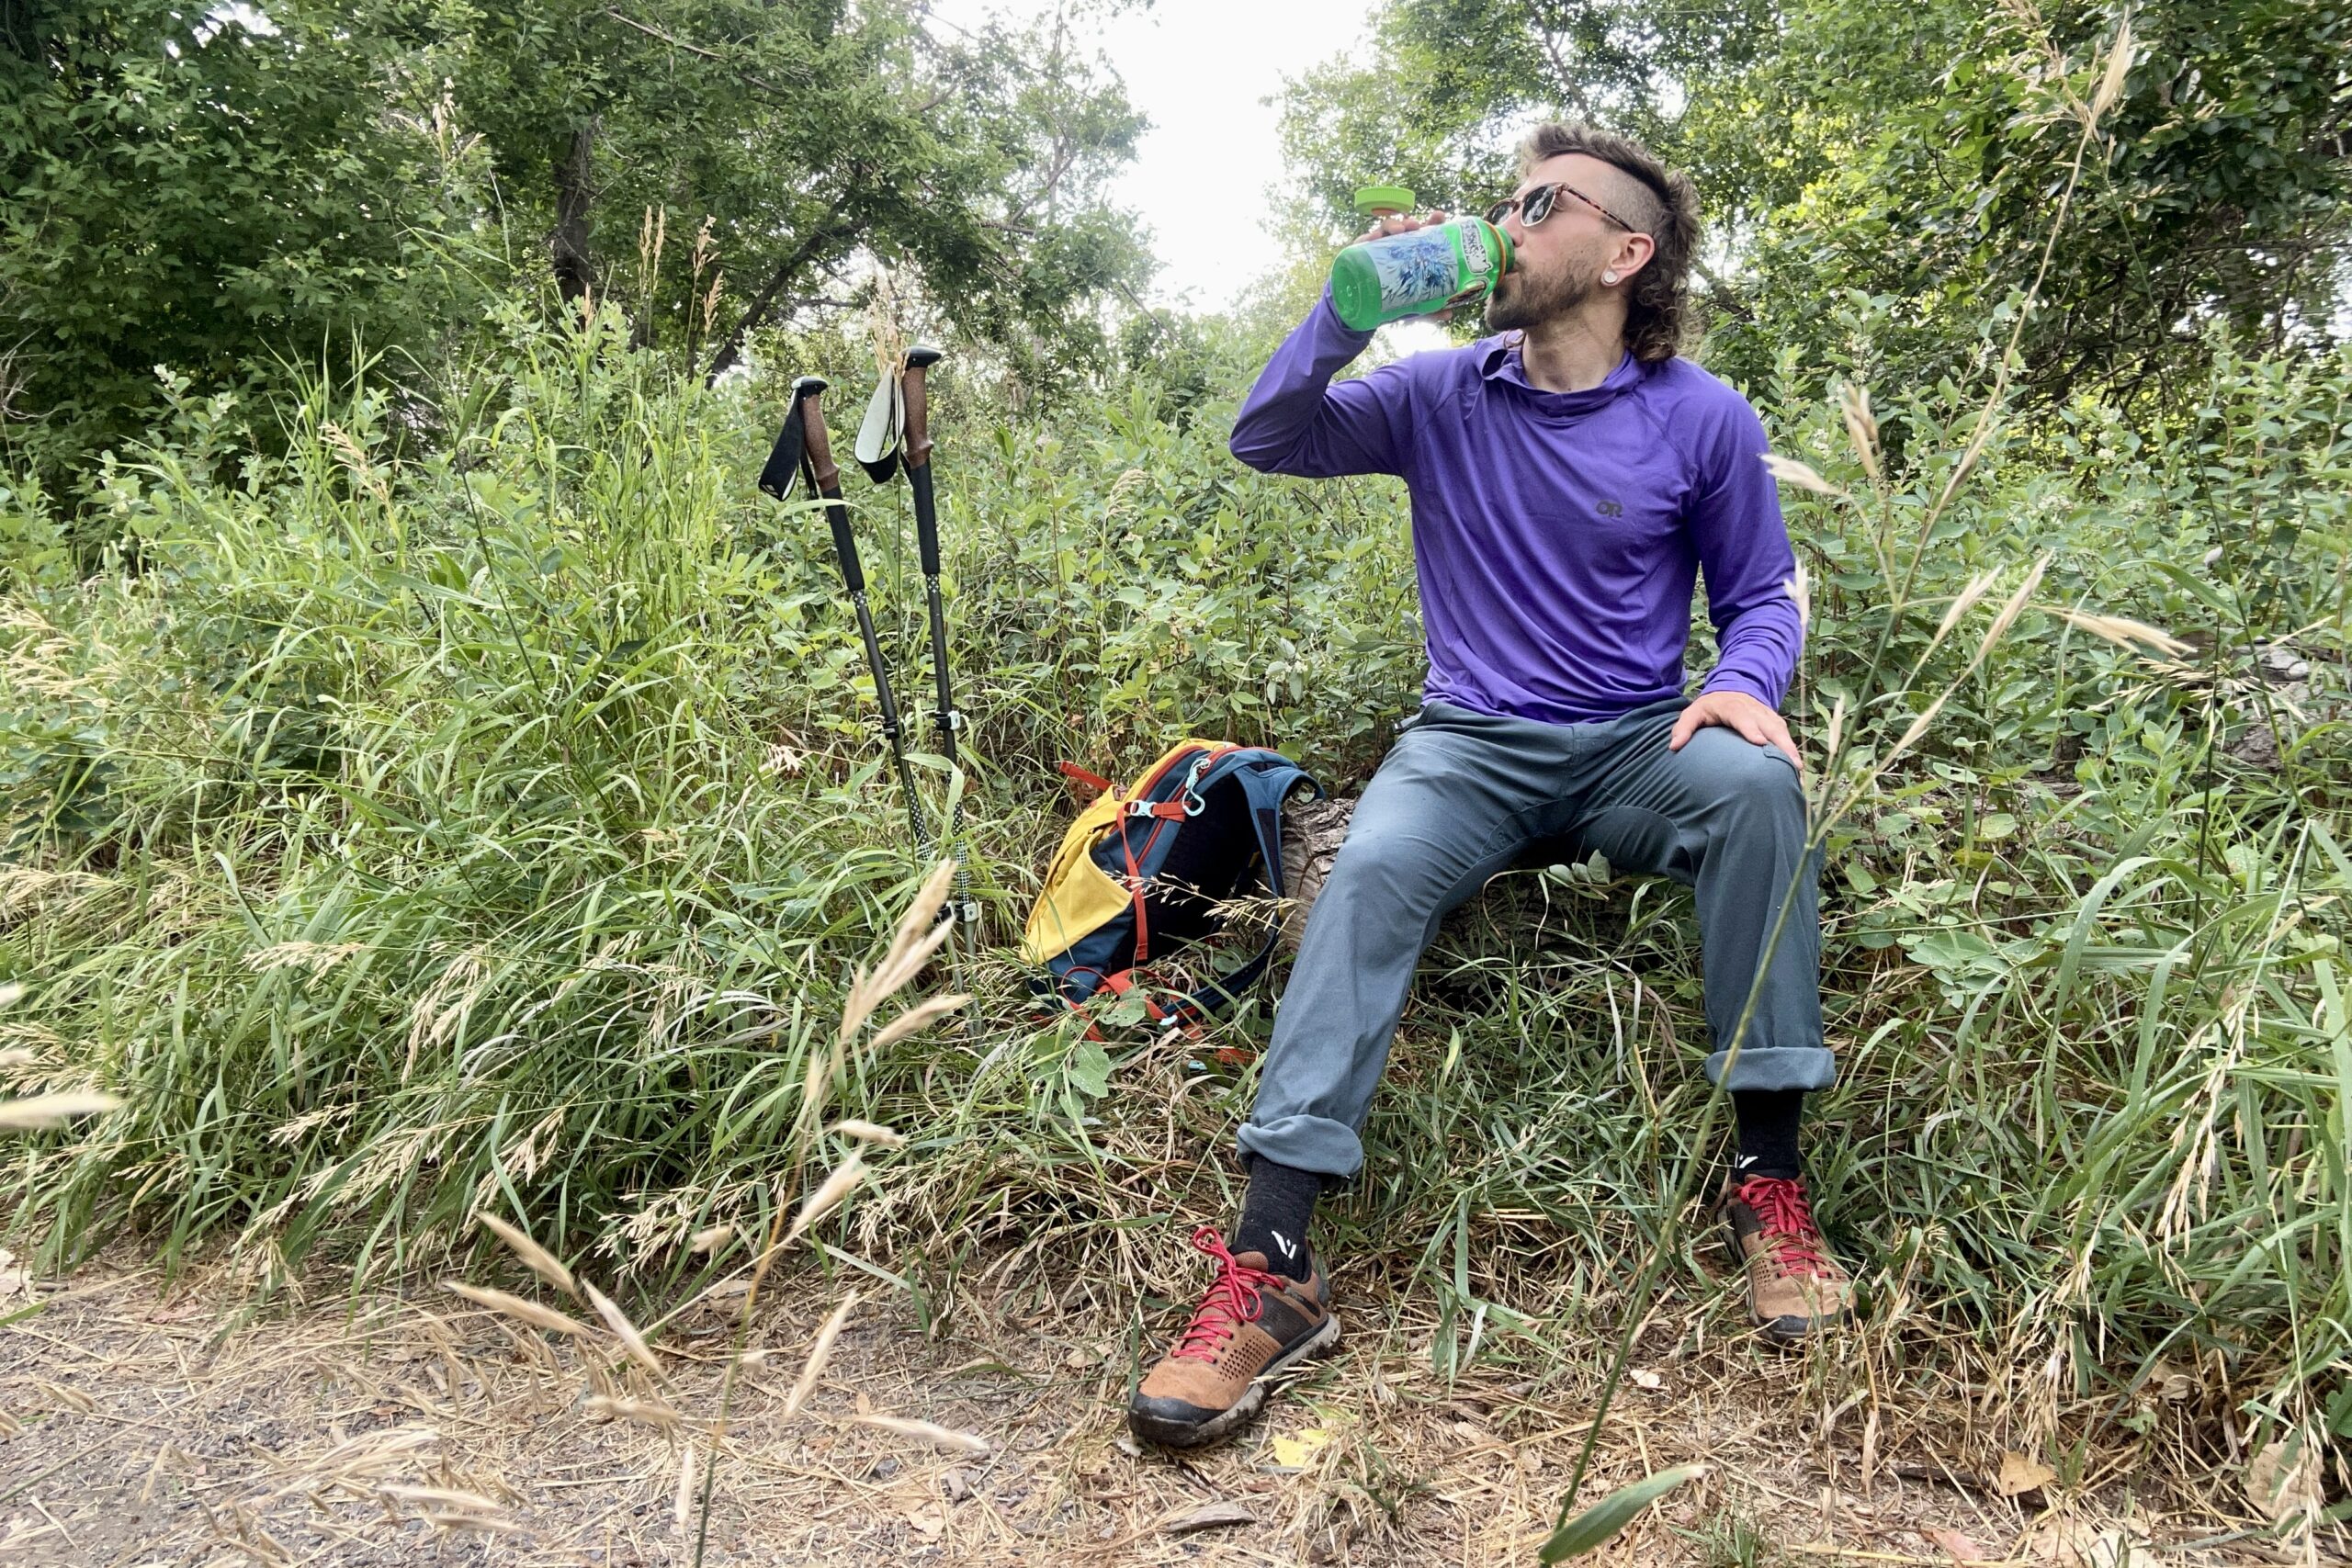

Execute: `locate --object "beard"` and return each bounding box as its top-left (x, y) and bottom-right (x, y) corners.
top-left (1484, 255), bottom-right (1600, 333)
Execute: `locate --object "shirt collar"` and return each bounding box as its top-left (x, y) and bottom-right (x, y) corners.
top-left (1476, 333), bottom-right (1645, 412)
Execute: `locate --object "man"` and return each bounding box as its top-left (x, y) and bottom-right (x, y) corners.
top-left (1127, 123), bottom-right (1851, 1451)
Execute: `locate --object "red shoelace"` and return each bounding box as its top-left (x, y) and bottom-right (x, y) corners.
top-left (1170, 1225), bottom-right (1281, 1362)
top-left (1735, 1175), bottom-right (1835, 1280)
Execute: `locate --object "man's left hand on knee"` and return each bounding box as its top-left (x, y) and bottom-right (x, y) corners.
top-left (1669, 690), bottom-right (1804, 774)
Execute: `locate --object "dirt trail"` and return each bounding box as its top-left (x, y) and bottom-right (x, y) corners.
top-left (0, 1254), bottom-right (2252, 1566)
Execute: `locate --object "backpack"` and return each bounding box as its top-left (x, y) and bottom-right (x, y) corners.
top-left (1020, 739), bottom-right (1320, 1028)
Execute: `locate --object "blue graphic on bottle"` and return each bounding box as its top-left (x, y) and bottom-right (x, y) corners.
top-left (1369, 228), bottom-right (1461, 314)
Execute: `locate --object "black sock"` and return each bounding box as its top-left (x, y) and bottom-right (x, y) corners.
top-left (1233, 1156), bottom-right (1322, 1278)
top-left (1732, 1089), bottom-right (1804, 1181)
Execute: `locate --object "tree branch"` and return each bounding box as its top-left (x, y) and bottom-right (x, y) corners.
top-left (701, 208), bottom-right (857, 385)
top-left (604, 9), bottom-right (796, 99)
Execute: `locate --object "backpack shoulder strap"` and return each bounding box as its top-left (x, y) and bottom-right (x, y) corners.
top-left (1166, 750), bottom-right (1322, 1021)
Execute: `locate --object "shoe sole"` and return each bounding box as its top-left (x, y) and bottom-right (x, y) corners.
top-left (1127, 1310), bottom-right (1341, 1450)
top-left (1720, 1218), bottom-right (1849, 1344)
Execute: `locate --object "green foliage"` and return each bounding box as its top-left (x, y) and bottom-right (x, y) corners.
top-left (1275, 0), bottom-right (2352, 402)
top-left (0, 308), bottom-right (2346, 1484)
top-left (1698, 0), bottom-right (2352, 400)
top-left (0, 0), bottom-right (476, 486)
top-left (421, 0), bottom-right (1150, 382)
top-left (0, 0), bottom-right (1151, 504)
top-left (1540, 1463), bottom-right (1709, 1562)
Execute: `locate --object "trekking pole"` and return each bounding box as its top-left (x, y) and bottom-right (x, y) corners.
top-left (898, 345), bottom-right (980, 927)
top-left (760, 375), bottom-right (933, 861)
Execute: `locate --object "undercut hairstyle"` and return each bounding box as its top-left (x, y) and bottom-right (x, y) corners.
top-left (1517, 122), bottom-right (1700, 363)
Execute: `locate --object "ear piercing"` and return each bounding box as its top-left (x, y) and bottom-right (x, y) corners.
top-left (1602, 270), bottom-right (1620, 284)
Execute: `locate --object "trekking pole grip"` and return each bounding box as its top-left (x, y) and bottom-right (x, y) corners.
top-left (900, 345), bottom-right (946, 576)
top-left (901, 347), bottom-right (941, 468)
top-left (798, 383), bottom-right (865, 594)
top-left (799, 383), bottom-right (842, 493)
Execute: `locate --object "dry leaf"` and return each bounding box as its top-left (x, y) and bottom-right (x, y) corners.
top-left (2245, 1432), bottom-right (2320, 1529)
top-left (1162, 1502), bottom-right (1256, 1535)
top-left (2143, 1359), bottom-right (2196, 1403)
top-left (1925, 1527), bottom-right (1994, 1561)
top-left (1995, 1449), bottom-right (2057, 1496)
top-left (1270, 1427), bottom-right (1334, 1467)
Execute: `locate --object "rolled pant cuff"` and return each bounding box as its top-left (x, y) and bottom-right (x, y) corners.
top-left (1237, 1116), bottom-right (1363, 1181)
top-left (1705, 1043), bottom-right (1836, 1092)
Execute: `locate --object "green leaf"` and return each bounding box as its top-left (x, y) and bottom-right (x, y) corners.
top-left (1066, 1040), bottom-right (1113, 1099)
top-left (1539, 1464), bottom-right (1710, 1562)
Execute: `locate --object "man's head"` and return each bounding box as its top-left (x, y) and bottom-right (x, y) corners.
top-left (1483, 123), bottom-right (1698, 362)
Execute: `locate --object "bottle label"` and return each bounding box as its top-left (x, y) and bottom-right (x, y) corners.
top-left (1369, 228), bottom-right (1464, 313)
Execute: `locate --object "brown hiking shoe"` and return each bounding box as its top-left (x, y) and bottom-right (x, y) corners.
top-left (1128, 1226), bottom-right (1339, 1449)
top-left (1719, 1174), bottom-right (1852, 1342)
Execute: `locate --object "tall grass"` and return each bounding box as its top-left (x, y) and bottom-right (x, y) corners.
top-left (2, 284), bottom-right (2347, 1497)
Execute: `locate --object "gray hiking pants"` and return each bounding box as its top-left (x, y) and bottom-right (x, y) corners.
top-left (1239, 696), bottom-right (1834, 1179)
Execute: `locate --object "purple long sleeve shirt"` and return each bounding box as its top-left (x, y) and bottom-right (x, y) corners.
top-left (1232, 294), bottom-right (1803, 725)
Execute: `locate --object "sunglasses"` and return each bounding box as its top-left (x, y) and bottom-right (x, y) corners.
top-left (1485, 180), bottom-right (1644, 235)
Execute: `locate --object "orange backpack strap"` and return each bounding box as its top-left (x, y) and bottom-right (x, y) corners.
top-left (1055, 761), bottom-right (1114, 801)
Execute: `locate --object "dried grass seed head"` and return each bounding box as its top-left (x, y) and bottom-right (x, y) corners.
top-left (583, 1281), bottom-right (663, 1377)
top-left (472, 1210), bottom-right (577, 1299)
top-left (784, 1291), bottom-right (862, 1418)
top-left (0, 1090), bottom-right (122, 1129)
top-left (438, 1281), bottom-right (593, 1338)
top-left (784, 1151), bottom-right (867, 1244)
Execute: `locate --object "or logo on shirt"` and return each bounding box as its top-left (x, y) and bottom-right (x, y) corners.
top-left (1595, 498), bottom-right (1624, 516)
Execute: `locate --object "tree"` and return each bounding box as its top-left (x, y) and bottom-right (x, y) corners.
top-left (1275, 0), bottom-right (2352, 404)
top-left (419, 0), bottom-right (1151, 384)
top-left (0, 0), bottom-right (462, 485)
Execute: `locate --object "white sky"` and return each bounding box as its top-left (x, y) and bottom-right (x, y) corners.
top-left (928, 0), bottom-right (1374, 310)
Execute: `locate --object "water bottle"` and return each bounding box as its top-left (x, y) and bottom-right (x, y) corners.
top-left (1329, 186), bottom-right (1514, 332)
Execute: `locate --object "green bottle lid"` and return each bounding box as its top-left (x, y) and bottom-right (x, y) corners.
top-left (1352, 185), bottom-right (1418, 217)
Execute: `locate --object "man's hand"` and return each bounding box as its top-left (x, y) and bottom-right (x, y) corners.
top-left (1668, 690), bottom-right (1804, 774)
top-left (1362, 208), bottom-right (1450, 239)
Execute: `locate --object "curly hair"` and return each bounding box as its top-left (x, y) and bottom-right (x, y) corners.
top-left (1516, 122), bottom-right (1700, 363)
